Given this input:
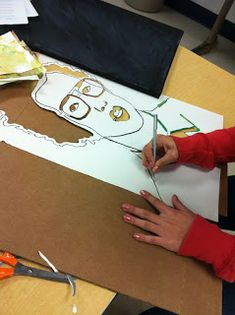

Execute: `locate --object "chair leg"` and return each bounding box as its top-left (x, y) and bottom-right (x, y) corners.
top-left (192, 0), bottom-right (234, 55)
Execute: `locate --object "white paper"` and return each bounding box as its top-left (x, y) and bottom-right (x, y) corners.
top-left (0, 55), bottom-right (223, 222)
top-left (24, 0), bottom-right (38, 17)
top-left (0, 0), bottom-right (28, 25)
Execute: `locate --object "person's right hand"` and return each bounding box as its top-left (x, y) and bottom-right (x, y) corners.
top-left (142, 134), bottom-right (179, 172)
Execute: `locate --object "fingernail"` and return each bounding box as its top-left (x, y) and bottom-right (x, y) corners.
top-left (153, 166), bottom-right (159, 173)
top-left (133, 234), bottom-right (141, 240)
top-left (123, 214), bottom-right (131, 221)
top-left (122, 203), bottom-right (130, 210)
top-left (140, 190), bottom-right (146, 196)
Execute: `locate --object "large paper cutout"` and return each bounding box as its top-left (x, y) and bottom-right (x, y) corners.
top-left (0, 56), bottom-right (223, 221)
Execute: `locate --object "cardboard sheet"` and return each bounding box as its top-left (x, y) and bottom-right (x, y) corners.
top-left (0, 58), bottom-right (223, 222)
top-left (0, 81), bottom-right (222, 315)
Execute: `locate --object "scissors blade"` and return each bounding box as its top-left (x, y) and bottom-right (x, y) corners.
top-left (14, 262), bottom-right (74, 284)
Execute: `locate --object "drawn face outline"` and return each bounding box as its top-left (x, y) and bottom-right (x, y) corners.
top-left (33, 69), bottom-right (144, 138)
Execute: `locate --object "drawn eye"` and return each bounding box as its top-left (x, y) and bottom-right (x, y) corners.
top-left (109, 106), bottom-right (130, 122)
top-left (79, 79), bottom-right (103, 97)
top-left (82, 86), bottom-right (91, 95)
top-left (113, 109), bottom-right (122, 118)
top-left (61, 96), bottom-right (90, 119)
top-left (69, 103), bottom-right (79, 112)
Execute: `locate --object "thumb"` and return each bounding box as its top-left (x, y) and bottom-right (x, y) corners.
top-left (172, 195), bottom-right (188, 211)
top-left (155, 154), bottom-right (173, 168)
top-left (153, 152), bottom-right (175, 171)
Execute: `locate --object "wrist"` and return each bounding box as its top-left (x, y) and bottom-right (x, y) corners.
top-left (178, 215), bottom-right (235, 270)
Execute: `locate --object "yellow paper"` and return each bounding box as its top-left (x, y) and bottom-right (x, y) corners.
top-left (0, 31), bottom-right (45, 81)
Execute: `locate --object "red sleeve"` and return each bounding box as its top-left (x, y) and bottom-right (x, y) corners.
top-left (178, 216), bottom-right (235, 282)
top-left (172, 127), bottom-right (235, 169)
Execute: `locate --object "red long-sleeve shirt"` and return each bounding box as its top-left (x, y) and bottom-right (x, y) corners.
top-left (173, 127), bottom-right (235, 282)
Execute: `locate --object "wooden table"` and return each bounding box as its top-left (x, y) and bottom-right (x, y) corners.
top-left (0, 46), bottom-right (234, 315)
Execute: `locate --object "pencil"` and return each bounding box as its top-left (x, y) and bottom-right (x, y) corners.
top-left (152, 114), bottom-right (158, 163)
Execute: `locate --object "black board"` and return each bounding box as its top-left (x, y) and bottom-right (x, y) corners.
top-left (0, 0), bottom-right (183, 97)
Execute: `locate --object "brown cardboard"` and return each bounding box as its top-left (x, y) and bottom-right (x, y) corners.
top-left (0, 82), bottom-right (222, 315)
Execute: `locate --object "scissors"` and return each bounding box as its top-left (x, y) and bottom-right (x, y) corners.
top-left (0, 252), bottom-right (74, 285)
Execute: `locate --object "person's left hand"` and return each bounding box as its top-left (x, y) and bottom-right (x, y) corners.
top-left (122, 191), bottom-right (196, 252)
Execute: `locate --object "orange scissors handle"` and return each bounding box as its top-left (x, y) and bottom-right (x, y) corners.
top-left (0, 252), bottom-right (17, 280)
top-left (0, 268), bottom-right (14, 279)
top-left (0, 252), bottom-right (17, 266)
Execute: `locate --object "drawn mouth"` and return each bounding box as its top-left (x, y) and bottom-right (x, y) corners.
top-left (109, 106), bottom-right (130, 122)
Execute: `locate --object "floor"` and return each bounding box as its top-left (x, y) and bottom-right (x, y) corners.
top-left (102, 1), bottom-right (235, 315)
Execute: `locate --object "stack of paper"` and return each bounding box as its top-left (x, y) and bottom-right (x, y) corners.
top-left (0, 31), bottom-right (45, 86)
top-left (0, 0), bottom-right (38, 25)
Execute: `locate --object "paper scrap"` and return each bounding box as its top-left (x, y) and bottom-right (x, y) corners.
top-left (0, 0), bottom-right (28, 25)
top-left (67, 275), bottom-right (76, 296)
top-left (72, 303), bottom-right (78, 314)
top-left (0, 0), bottom-right (38, 25)
top-left (24, 0), bottom-right (38, 17)
top-left (0, 31), bottom-right (45, 85)
top-left (38, 250), bottom-right (58, 272)
top-left (38, 250), bottom-right (76, 296)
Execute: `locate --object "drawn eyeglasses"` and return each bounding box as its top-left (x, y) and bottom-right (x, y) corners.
top-left (76, 78), bottom-right (105, 98)
top-left (59, 78), bottom-right (104, 120)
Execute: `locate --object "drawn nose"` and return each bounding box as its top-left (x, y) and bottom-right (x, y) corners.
top-left (95, 101), bottom-right (108, 112)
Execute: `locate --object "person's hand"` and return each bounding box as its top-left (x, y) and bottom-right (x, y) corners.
top-left (122, 190), bottom-right (196, 252)
top-left (142, 134), bottom-right (179, 172)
